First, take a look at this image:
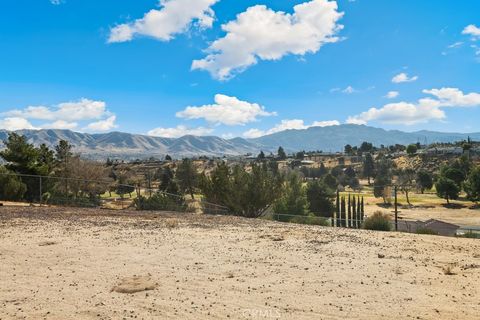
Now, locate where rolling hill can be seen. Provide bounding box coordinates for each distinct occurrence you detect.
[0,125,478,159]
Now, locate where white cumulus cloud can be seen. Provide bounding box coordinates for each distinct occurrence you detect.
[462,24,480,39]
[147,125,213,138]
[5,98,109,122]
[1,98,117,132]
[192,0,344,80]
[385,91,399,99]
[347,87,480,125]
[176,94,276,126]
[108,0,218,43]
[243,119,339,138]
[84,116,118,132]
[0,117,37,131]
[392,72,418,83]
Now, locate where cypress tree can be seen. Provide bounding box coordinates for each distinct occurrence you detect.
[341,196,346,227]
[361,197,365,223]
[347,194,351,228]
[335,191,340,227]
[352,196,357,229]
[357,196,361,228]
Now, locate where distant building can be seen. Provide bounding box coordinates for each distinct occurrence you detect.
[397,219,460,237]
[422,219,460,237]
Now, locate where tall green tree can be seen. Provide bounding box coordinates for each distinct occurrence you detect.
[158,167,174,192]
[373,158,392,204]
[344,144,353,155]
[416,170,433,194]
[274,172,307,216]
[435,176,460,204]
[464,166,480,203]
[439,165,465,190]
[306,180,335,218]
[54,140,73,195]
[277,146,287,160]
[176,159,198,199]
[200,162,282,217]
[0,166,27,200]
[363,153,375,185]
[397,168,415,205]
[0,133,53,200]
[257,151,266,160]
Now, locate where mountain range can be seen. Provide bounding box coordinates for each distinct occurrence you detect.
[0,125,478,160]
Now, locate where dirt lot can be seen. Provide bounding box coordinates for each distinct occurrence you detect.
[1,207,479,320]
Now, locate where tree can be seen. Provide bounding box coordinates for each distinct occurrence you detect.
[295,151,305,160]
[0,166,27,200]
[116,171,135,198]
[406,144,418,155]
[373,158,392,204]
[0,133,53,200]
[273,172,307,216]
[363,153,375,185]
[464,166,480,203]
[440,166,465,189]
[435,176,460,204]
[397,169,415,205]
[257,151,266,160]
[306,180,335,217]
[318,163,328,177]
[176,159,198,199]
[55,140,73,195]
[323,173,337,190]
[200,162,282,218]
[359,142,373,154]
[277,146,287,160]
[416,170,433,193]
[158,167,174,192]
[165,154,172,161]
[344,144,353,155]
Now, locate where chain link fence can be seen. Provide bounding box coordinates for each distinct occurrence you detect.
[0,172,229,214]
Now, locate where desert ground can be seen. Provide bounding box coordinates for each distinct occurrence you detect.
[1,207,479,320]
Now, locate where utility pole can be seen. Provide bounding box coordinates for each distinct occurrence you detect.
[394,186,398,231]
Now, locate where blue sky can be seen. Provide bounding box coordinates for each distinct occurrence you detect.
[0,0,479,138]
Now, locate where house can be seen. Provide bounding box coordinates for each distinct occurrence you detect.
[396,220,424,233]
[421,219,460,237]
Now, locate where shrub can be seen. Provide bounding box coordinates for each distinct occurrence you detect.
[135,193,188,212]
[363,211,391,231]
[459,231,480,239]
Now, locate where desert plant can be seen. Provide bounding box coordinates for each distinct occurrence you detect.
[363,211,391,231]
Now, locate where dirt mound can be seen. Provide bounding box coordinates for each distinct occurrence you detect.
[111,276,157,294]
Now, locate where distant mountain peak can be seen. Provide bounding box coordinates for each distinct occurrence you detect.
[0,125,478,160]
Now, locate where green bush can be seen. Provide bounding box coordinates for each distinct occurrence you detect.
[45,193,101,207]
[135,193,188,212]
[459,231,480,239]
[362,211,391,231]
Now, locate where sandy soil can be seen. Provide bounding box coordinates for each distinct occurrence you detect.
[1,207,479,320]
